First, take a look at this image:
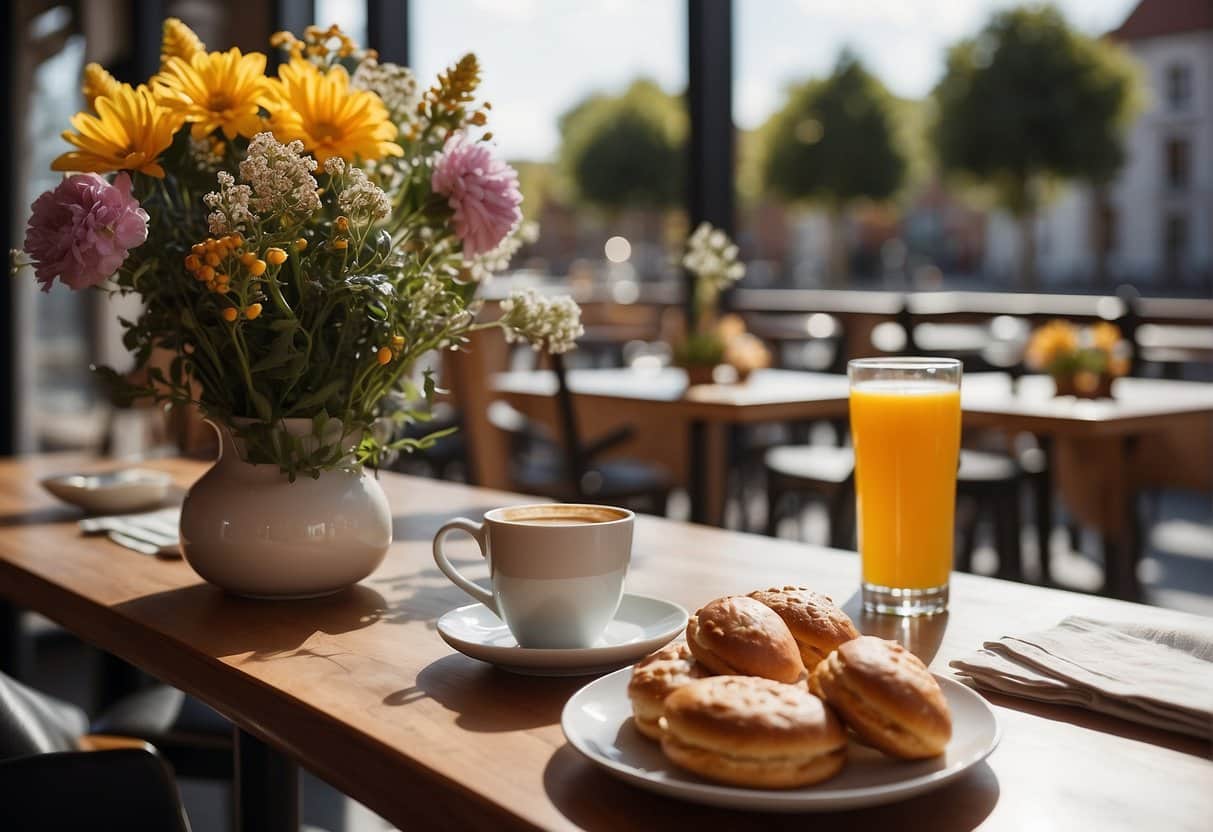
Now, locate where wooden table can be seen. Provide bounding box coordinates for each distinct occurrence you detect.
[0,456,1209,830]
[494,368,1213,598]
[494,368,854,525]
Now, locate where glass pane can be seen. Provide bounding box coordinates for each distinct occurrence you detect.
[20,31,105,451]
[412,1,687,294]
[316,0,367,47]
[734,0,1139,292]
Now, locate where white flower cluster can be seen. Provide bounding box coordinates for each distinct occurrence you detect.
[337,167,392,222]
[352,58,420,125]
[682,222,745,290]
[464,220,538,282]
[238,132,320,218]
[188,135,224,173]
[203,171,254,235]
[498,289,583,354]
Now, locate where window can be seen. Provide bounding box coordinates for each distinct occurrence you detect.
[1095,199,1117,254]
[1163,214,1188,277]
[412,1,688,288]
[1165,138,1190,190]
[1165,63,1191,111]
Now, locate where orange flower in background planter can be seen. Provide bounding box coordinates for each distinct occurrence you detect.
[1026,319,1130,399]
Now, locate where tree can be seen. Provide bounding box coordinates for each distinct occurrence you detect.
[758,51,906,286]
[933,6,1139,289]
[558,79,686,211]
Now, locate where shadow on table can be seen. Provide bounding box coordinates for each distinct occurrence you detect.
[841,592,950,664]
[391,505,511,541]
[112,582,387,662]
[979,690,1212,759]
[541,744,999,830]
[0,505,82,527]
[380,653,588,732]
[366,564,467,628]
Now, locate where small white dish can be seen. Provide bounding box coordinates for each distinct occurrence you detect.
[436,593,687,676]
[562,667,1000,812]
[41,468,173,515]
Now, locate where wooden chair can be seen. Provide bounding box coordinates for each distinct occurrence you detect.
[509,354,673,514]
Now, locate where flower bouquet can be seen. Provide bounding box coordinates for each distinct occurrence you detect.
[1025,319,1129,399]
[673,223,766,384]
[15,21,582,597]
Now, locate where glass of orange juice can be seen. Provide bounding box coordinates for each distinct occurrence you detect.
[849,357,962,616]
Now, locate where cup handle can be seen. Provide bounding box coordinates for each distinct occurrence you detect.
[433,518,498,615]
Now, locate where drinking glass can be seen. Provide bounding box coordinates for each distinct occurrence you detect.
[849,357,962,616]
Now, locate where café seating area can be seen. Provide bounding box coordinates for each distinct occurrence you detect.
[2,2,1211,831]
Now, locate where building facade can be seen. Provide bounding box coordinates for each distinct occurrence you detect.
[985,0,1213,291]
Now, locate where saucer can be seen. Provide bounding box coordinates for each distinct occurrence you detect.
[436,593,688,676]
[42,468,173,514]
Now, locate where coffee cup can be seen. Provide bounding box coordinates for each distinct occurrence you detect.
[432,503,633,649]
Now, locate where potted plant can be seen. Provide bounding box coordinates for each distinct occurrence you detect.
[674,223,766,385]
[15,21,582,598]
[1025,319,1129,399]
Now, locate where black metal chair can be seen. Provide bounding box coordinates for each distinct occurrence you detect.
[506,354,672,514]
[764,446,1026,580]
[0,669,193,831]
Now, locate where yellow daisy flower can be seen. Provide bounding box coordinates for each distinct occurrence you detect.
[269,58,402,164]
[81,63,121,111]
[154,48,277,140]
[52,84,182,178]
[161,17,206,66]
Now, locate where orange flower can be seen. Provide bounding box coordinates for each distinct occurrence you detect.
[53,85,182,178]
[1025,320,1079,370]
[81,63,121,111]
[1090,321,1121,353]
[154,48,277,140]
[268,58,401,163]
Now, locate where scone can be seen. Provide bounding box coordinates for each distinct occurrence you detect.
[747,586,860,670]
[660,675,847,788]
[627,642,707,740]
[686,596,806,683]
[809,636,951,759]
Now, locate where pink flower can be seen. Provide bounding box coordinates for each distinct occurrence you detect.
[23,172,149,292]
[431,133,522,257]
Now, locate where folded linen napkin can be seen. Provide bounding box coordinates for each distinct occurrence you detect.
[950,616,1213,740]
[80,507,182,558]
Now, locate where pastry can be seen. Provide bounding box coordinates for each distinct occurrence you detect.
[660,675,847,788]
[747,586,860,670]
[809,636,952,759]
[686,596,806,684]
[627,642,706,740]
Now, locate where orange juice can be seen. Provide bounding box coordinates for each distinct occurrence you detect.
[850,381,961,590]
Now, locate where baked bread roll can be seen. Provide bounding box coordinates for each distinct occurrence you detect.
[747,586,860,670]
[660,676,847,788]
[809,636,951,759]
[627,642,706,740]
[686,596,806,684]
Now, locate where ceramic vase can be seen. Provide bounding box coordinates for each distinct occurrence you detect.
[179,419,392,599]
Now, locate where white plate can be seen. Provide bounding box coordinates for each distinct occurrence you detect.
[41,469,173,514]
[562,667,1000,812]
[436,594,687,676]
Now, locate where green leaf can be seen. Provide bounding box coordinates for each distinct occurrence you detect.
[289,379,345,413]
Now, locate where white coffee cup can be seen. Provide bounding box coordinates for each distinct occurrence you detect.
[432,503,634,649]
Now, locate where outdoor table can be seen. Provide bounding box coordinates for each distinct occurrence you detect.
[0,455,1208,830]
[493,368,1213,599]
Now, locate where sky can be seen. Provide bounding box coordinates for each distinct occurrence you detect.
[322,0,1141,162]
